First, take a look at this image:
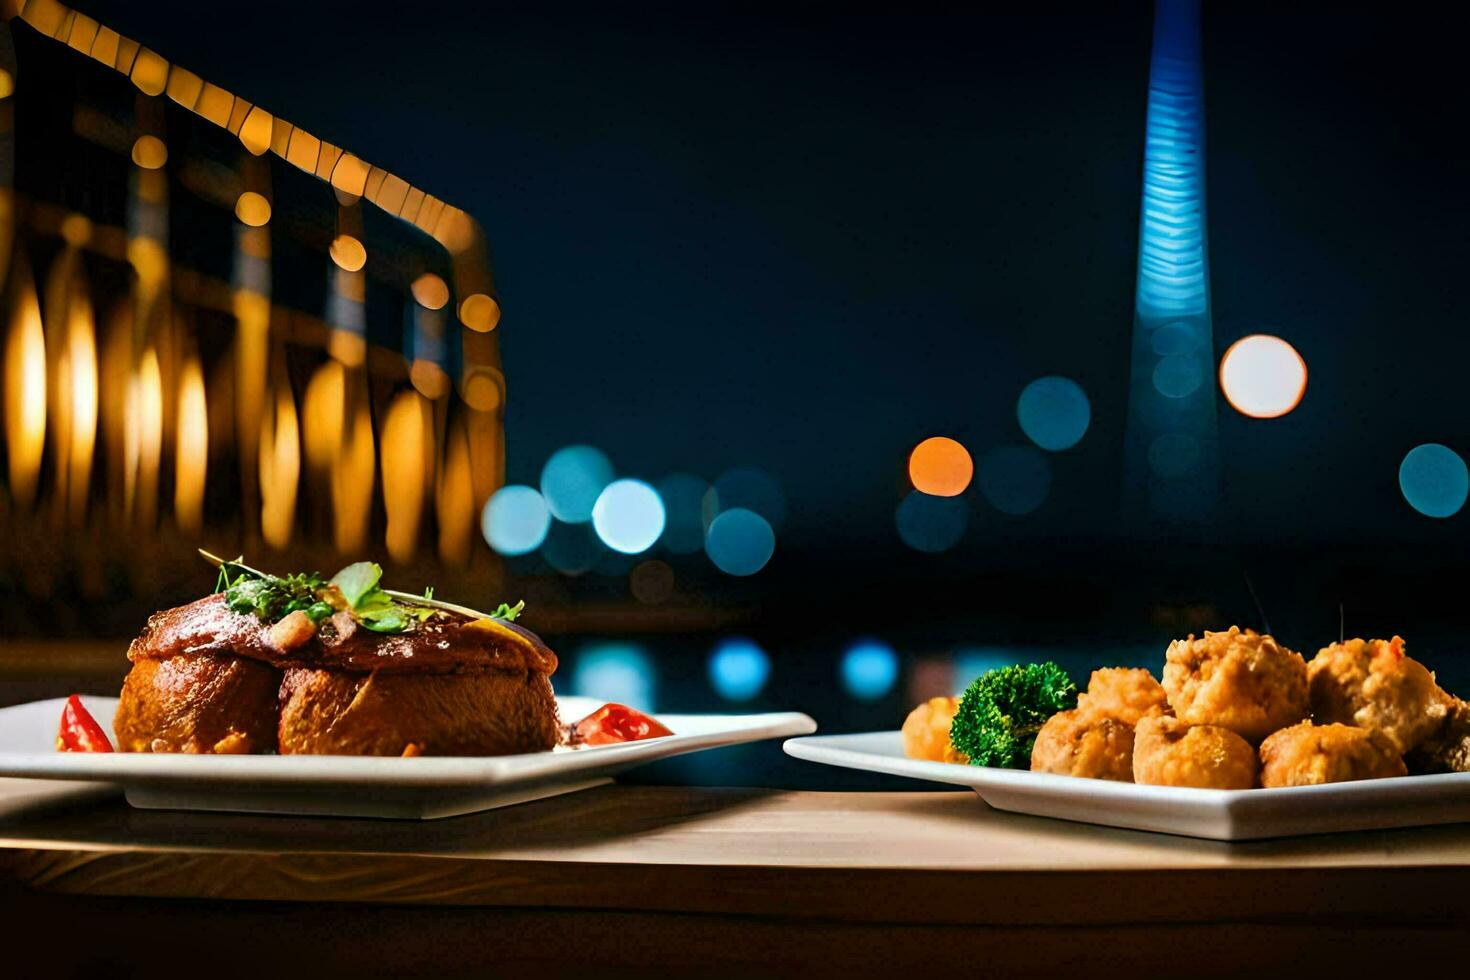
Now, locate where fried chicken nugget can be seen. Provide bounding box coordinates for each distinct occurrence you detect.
[1030,708,1135,781]
[1407,697,1470,774]
[1132,714,1258,789]
[901,696,965,763]
[1077,667,1168,726]
[1259,721,1406,787]
[1162,627,1309,743]
[1308,637,1450,754]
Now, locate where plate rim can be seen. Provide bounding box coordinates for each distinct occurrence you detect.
[783,729,1470,809]
[0,695,818,788]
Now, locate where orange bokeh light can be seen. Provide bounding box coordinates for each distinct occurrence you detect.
[908,436,973,497]
[329,234,367,272]
[458,292,501,333]
[410,272,450,311]
[130,135,167,170]
[234,191,271,227]
[462,371,502,412]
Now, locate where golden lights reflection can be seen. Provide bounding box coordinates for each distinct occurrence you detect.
[437,416,475,566]
[4,273,46,507]
[59,285,98,523]
[259,379,300,550]
[381,391,431,563]
[302,360,345,475]
[126,237,168,297]
[174,356,208,534]
[333,394,375,554]
[232,287,270,509]
[99,303,132,521]
[125,347,163,528]
[5,0,507,569]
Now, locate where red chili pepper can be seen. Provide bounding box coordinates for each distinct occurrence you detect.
[56,694,113,752]
[573,703,674,746]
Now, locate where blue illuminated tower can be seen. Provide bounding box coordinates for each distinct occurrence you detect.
[1123,0,1220,524]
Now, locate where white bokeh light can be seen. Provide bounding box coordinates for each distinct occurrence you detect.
[591,479,666,554]
[1219,334,1307,419]
[481,485,552,556]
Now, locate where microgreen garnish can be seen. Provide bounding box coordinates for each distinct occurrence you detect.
[218,558,329,623]
[490,600,524,623]
[201,551,526,636]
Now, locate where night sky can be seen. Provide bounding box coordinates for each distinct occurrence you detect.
[62,2,1470,641]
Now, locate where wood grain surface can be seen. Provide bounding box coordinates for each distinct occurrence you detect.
[4,784,1469,977]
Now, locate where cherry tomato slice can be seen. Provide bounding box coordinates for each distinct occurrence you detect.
[56,694,113,752]
[573,703,673,746]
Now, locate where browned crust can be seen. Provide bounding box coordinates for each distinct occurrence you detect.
[127,594,557,676]
[113,652,281,753]
[277,667,560,756]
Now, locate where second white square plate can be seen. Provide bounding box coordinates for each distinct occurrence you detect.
[785,730,1470,840]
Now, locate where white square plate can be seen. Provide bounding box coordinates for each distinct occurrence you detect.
[0,695,814,819]
[784,731,1470,841]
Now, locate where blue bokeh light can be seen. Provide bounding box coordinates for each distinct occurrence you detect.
[708,637,771,701]
[571,642,655,709]
[895,491,967,553]
[841,639,899,701]
[1016,376,1091,452]
[1151,321,1200,357]
[1152,354,1204,399]
[657,473,709,554]
[705,508,776,576]
[591,479,666,554]
[1147,432,1200,478]
[481,485,552,556]
[541,519,601,576]
[540,445,614,523]
[976,445,1052,516]
[709,467,787,528]
[1399,444,1469,518]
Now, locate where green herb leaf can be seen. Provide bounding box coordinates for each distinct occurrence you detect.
[330,562,383,609]
[491,600,524,622]
[358,607,408,633]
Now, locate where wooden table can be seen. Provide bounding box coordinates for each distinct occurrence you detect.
[3,783,1468,978]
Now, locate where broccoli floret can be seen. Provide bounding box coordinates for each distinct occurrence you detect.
[950,663,1077,768]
